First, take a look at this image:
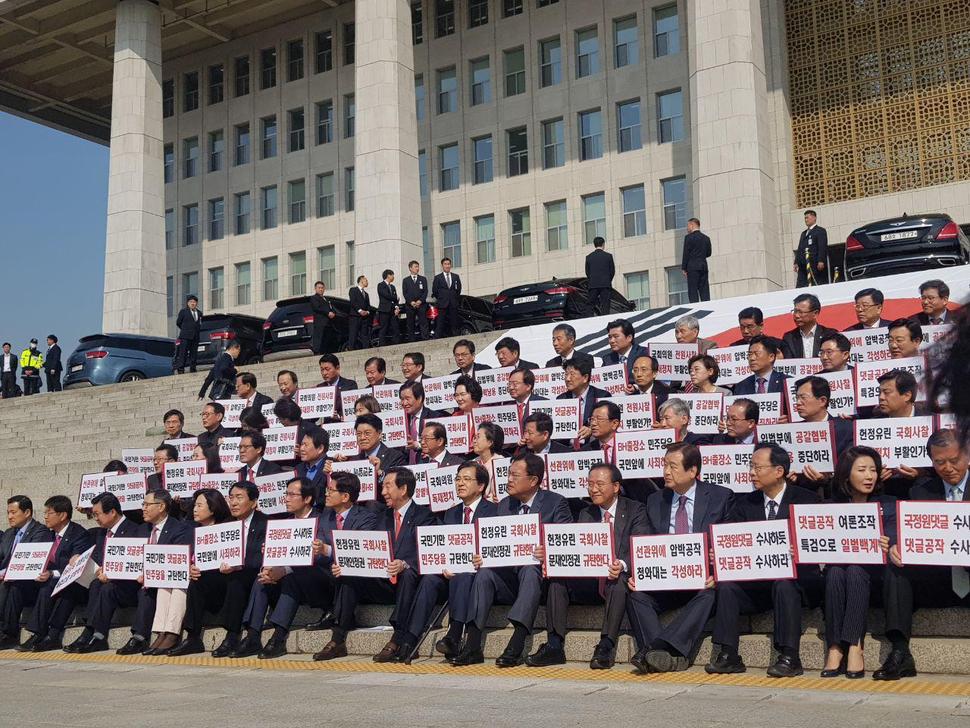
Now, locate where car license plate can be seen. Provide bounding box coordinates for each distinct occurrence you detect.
[881,230,919,242]
[197,344,208,352]
[276,329,298,338]
[514,295,539,304]
[70,364,83,373]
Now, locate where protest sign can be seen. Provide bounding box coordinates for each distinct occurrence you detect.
[422,374,459,411]
[532,367,567,399]
[164,437,199,461]
[427,465,460,512]
[329,460,378,501]
[791,503,885,565]
[219,437,243,472]
[193,521,245,571]
[101,537,147,580]
[787,369,857,421]
[528,400,581,440]
[590,364,628,395]
[601,394,655,431]
[254,472,292,515]
[476,366,514,405]
[163,460,207,497]
[297,385,337,419]
[676,392,724,434]
[772,358,821,379]
[700,445,754,493]
[544,451,604,498]
[331,530,393,577]
[648,342,698,383]
[542,523,613,577]
[724,393,784,425]
[51,545,98,595]
[378,411,408,449]
[855,356,925,407]
[489,456,511,501]
[755,421,835,474]
[897,501,970,567]
[103,473,147,510]
[403,462,437,505]
[416,524,477,575]
[427,415,472,452]
[2,543,53,582]
[630,533,708,591]
[709,346,750,386]
[321,422,358,458]
[215,398,247,429]
[710,521,796,581]
[121,448,154,476]
[476,514,541,568]
[262,518,318,567]
[78,472,118,509]
[198,472,241,498]
[472,404,522,443]
[844,327,891,364]
[855,417,934,468]
[614,429,676,478]
[264,426,299,461]
[143,544,191,588]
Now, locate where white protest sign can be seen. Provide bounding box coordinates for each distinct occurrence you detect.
[529,400,581,440]
[709,345,750,386]
[264,426,299,461]
[855,417,934,468]
[844,327,891,364]
[330,460,378,501]
[121,448,154,476]
[427,416,472,453]
[711,521,796,582]
[755,421,835,474]
[489,456,511,502]
[700,445,754,493]
[2,543,53,582]
[416,524,477,574]
[340,387,372,416]
[426,465,460,512]
[331,529,393,577]
[532,367,567,399]
[215,398,247,429]
[297,385,337,419]
[615,429,676,478]
[198,472,241,498]
[78,472,118,509]
[724,393,784,425]
[193,521,245,571]
[101,537,147,581]
[855,356,925,407]
[262,517,318,567]
[897,501,970,567]
[772,358,821,379]
[648,342,698,383]
[254,472,292,515]
[219,437,243,472]
[321,422,358,457]
[630,533,708,591]
[919,323,954,349]
[476,514,541,568]
[403,462,437,505]
[378,411,408,448]
[372,383,404,411]
[262,403,281,428]
[591,364,628,395]
[602,394,655,432]
[791,503,885,565]
[787,369,857,421]
[422,374,459,411]
[163,460,207,497]
[51,545,98,595]
[472,404,522,443]
[103,473,147,510]
[164,437,199,461]
[476,366,514,405]
[937,412,957,431]
[544,451,604,498]
[542,523,613,577]
[143,544,191,588]
[676,392,724,434]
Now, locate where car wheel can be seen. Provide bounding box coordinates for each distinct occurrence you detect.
[119,371,145,383]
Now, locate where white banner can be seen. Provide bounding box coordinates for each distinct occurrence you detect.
[709,345,750,386]
[528,400,581,440]
[615,429,676,478]
[791,503,885,565]
[198,472,240,498]
[262,517,318,567]
[262,403,280,428]
[422,374,459,411]
[773,357,822,380]
[897,501,970,567]
[215,398,247,429]
[321,422,358,458]
[427,415,472,453]
[542,523,613,577]
[329,460,378,502]
[724,392,784,425]
[78,472,118,509]
[103,473,147,510]
[544,451,604,498]
[297,386,337,419]
[590,364,628,395]
[332,530,393,578]
[403,462,437,505]
[532,367,567,399]
[2,543,53,582]
[855,356,925,408]
[476,366,515,405]
[700,445,755,493]
[490,456,511,501]
[472,404,522,443]
[254,472,292,515]
[844,327,891,364]
[855,417,935,468]
[787,369,857,421]
[143,544,191,588]
[51,545,98,595]
[121,448,155,476]
[194,521,245,571]
[648,342,698,383]
[602,394,655,432]
[416,524,477,574]
[630,533,708,591]
[476,514,542,568]
[219,437,243,472]
[163,460,207,497]
[427,465,460,512]
[376,411,407,449]
[102,537,147,581]
[164,437,199,461]
[264,426,299,461]
[755,421,835,474]
[711,521,796,582]
[676,392,724,434]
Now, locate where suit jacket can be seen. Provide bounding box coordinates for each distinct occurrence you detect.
[511,358,539,371]
[242,511,269,570]
[237,459,284,483]
[383,501,438,568]
[557,385,611,427]
[682,431,713,447]
[781,325,839,359]
[443,497,498,525]
[914,310,951,326]
[0,352,18,376]
[733,370,788,396]
[197,425,231,451]
[681,230,712,272]
[404,407,446,454]
[584,248,615,288]
[0,519,51,570]
[578,496,647,567]
[48,521,93,576]
[645,481,733,536]
[795,225,828,268]
[496,488,572,525]
[310,293,335,328]
[92,517,149,566]
[421,451,466,467]
[176,307,203,340]
[451,362,492,377]
[829,415,854,457]
[730,483,820,523]
[402,274,429,306]
[296,457,330,500]
[377,281,400,313]
[355,444,406,474]
[432,272,462,309]
[45,344,63,373]
[633,380,671,409]
[348,286,371,315]
[546,351,595,369]
[246,391,274,413]
[603,343,649,383]
[318,375,359,420]
[199,351,237,399]
[315,504,379,566]
[147,472,164,490]
[154,516,193,546]
[911,474,970,501]
[843,319,892,332]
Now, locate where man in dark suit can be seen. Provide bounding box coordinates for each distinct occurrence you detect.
[401,352,427,384]
[364,357,399,387]
[197,401,231,450]
[794,209,829,286]
[173,294,203,374]
[400,381,445,465]
[452,339,491,379]
[494,336,538,370]
[318,353,359,422]
[631,354,671,407]
[681,218,712,302]
[658,398,712,447]
[198,340,239,400]
[147,444,177,491]
[376,269,401,347]
[315,468,437,662]
[731,307,764,347]
[819,333,853,373]
[843,288,891,331]
[627,443,733,672]
[0,342,18,399]
[602,319,648,386]
[236,432,284,483]
[44,335,62,393]
[585,236,615,315]
[520,412,570,456]
[310,280,337,354]
[170,482,267,657]
[296,428,331,508]
[733,335,789,395]
[546,323,595,369]
[64,493,151,654]
[0,496,48,643]
[791,376,854,497]
[713,399,758,445]
[452,454,572,667]
[402,260,430,342]
[706,443,822,677]
[584,401,658,504]
[557,357,610,449]
[781,293,838,360]
[354,413,406,482]
[432,257,461,339]
[235,372,274,413]
[508,370,547,437]
[347,275,371,351]
[914,279,951,325]
[877,429,970,680]
[420,421,466,466]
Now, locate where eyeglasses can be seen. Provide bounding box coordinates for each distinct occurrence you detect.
[749,464,777,472]
[791,307,817,316]
[727,416,753,423]
[455,475,478,483]
[284,491,304,498]
[142,501,162,508]
[854,303,878,311]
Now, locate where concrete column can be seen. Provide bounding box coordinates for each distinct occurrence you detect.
[353,0,422,282]
[687,0,784,297]
[102,0,167,336]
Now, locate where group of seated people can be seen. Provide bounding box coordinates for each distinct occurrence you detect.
[0,277,963,683]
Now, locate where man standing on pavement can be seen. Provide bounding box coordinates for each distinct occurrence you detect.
[1,343,17,398]
[794,210,829,286]
[348,275,371,351]
[432,258,462,339]
[402,260,430,342]
[310,280,337,355]
[377,269,401,347]
[681,218,712,303]
[19,339,42,396]
[173,295,202,374]
[44,335,62,393]
[585,236,615,316]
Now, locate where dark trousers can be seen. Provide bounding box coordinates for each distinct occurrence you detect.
[712,573,820,653]
[45,370,62,392]
[796,263,829,287]
[173,337,199,372]
[1,580,41,635]
[590,287,612,315]
[1,372,15,398]
[270,567,336,630]
[26,580,87,637]
[311,322,331,355]
[333,572,414,642]
[406,304,429,341]
[406,572,476,640]
[627,587,715,657]
[824,565,873,647]
[347,315,369,350]
[435,305,460,339]
[686,269,710,302]
[468,564,543,633]
[22,375,40,396]
[242,580,281,630]
[883,564,970,643]
[377,311,399,347]
[548,577,627,643]
[85,579,150,638]
[185,567,257,635]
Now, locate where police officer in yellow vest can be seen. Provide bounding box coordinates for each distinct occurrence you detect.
[20,339,43,396]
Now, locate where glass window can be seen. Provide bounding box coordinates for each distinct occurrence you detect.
[503,47,525,96]
[234,123,250,165]
[208,129,224,172]
[475,214,495,263]
[263,257,279,301]
[234,56,249,97]
[657,89,684,143]
[621,184,647,237]
[617,99,642,152]
[509,207,531,257]
[437,67,457,114]
[261,116,277,158]
[183,204,199,246]
[316,100,333,144]
[578,109,603,161]
[503,0,523,17]
[442,221,462,267]
[344,94,355,138]
[613,16,639,68]
[539,37,561,87]
[208,64,224,105]
[182,272,198,303]
[545,200,567,251]
[260,47,277,89]
[542,118,564,169]
[163,143,174,183]
[317,245,336,289]
[666,266,688,306]
[183,137,199,178]
[209,267,225,310]
[316,172,335,217]
[436,0,455,37]
[261,185,278,229]
[626,271,650,310]
[208,197,225,240]
[415,75,426,122]
[422,226,434,274]
[345,167,355,211]
[287,39,304,82]
[575,27,599,78]
[167,276,174,317]
[654,5,680,57]
[419,149,429,197]
[347,241,355,285]
[469,0,488,28]
[412,2,423,44]
[315,30,333,73]
[235,262,251,305]
[537,0,559,6]
[662,176,688,230]
[470,57,491,105]
[289,251,307,295]
[288,179,306,224]
[472,136,493,184]
[439,143,459,191]
[343,23,355,65]
[165,209,174,249]
[582,192,606,245]
[234,192,251,235]
[507,126,528,176]
[162,79,174,117]
[288,108,305,152]
[183,71,199,112]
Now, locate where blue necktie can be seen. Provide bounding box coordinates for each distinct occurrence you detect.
[13,528,24,548]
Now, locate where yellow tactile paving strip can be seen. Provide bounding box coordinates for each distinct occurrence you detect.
[0,650,968,696]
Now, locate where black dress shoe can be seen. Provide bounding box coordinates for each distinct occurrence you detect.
[75,637,110,654]
[450,642,484,666]
[232,636,263,659]
[435,635,460,660]
[589,641,615,670]
[305,612,337,631]
[313,640,347,661]
[167,638,206,657]
[873,649,916,681]
[31,636,63,653]
[392,643,415,664]
[116,637,147,656]
[820,657,846,678]
[495,646,524,668]
[525,642,566,667]
[64,631,93,654]
[258,637,288,660]
[766,654,803,678]
[645,649,689,673]
[212,634,240,658]
[630,647,649,673]
[705,650,746,674]
[846,669,865,679]
[15,634,40,652]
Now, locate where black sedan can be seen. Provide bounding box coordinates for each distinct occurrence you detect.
[492,277,635,329]
[261,295,371,360]
[844,213,970,281]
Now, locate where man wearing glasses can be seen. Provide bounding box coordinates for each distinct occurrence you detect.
[843,288,890,331]
[731,307,764,346]
[714,399,759,445]
[818,333,852,373]
[780,293,838,360]
[237,432,283,482]
[197,401,232,450]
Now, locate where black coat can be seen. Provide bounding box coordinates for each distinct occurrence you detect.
[432,272,462,309]
[546,351,595,369]
[577,496,647,568]
[315,505,380,566]
[243,511,269,570]
[584,248,615,288]
[310,293,335,328]
[842,319,892,332]
[237,459,284,482]
[198,351,237,399]
[557,385,611,428]
[197,424,231,451]
[730,482,820,523]
[377,281,399,313]
[681,230,712,272]
[733,370,788,395]
[45,344,63,374]
[451,362,492,377]
[913,311,952,326]
[645,481,733,535]
[48,521,94,575]
[349,286,371,315]
[780,325,839,359]
[176,307,203,340]
[441,498,498,525]
[496,488,572,524]
[911,474,970,501]
[92,517,149,566]
[1,352,18,376]
[382,502,438,568]
[795,225,828,269]
[402,274,429,305]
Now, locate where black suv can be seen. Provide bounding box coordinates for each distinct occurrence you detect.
[492,277,635,329]
[261,296,373,360]
[399,294,494,339]
[844,213,970,281]
[195,313,265,368]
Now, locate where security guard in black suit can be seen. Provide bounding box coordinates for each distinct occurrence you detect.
[681,218,712,302]
[310,280,337,354]
[402,260,430,342]
[173,295,203,373]
[794,210,829,286]
[584,236,615,315]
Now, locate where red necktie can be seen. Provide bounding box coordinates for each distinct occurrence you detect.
[464,506,472,524]
[336,513,344,530]
[756,377,766,394]
[603,442,612,465]
[598,512,613,599]
[517,402,525,425]
[45,535,62,570]
[150,526,160,545]
[394,510,403,538]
